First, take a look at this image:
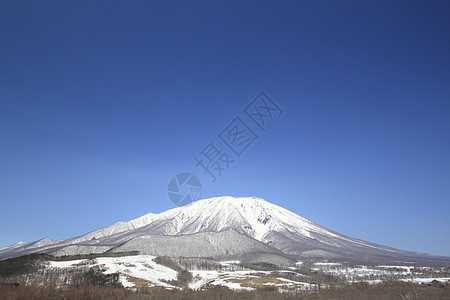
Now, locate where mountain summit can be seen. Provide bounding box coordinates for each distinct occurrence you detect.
[1,196,448,263]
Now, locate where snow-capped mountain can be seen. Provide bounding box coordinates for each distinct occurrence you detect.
[0,196,448,263]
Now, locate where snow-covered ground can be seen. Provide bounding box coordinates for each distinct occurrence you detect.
[46,256,450,291]
[403,277,450,284]
[311,262,450,284]
[47,255,314,291]
[188,269,314,291]
[314,262,342,266]
[48,255,177,288]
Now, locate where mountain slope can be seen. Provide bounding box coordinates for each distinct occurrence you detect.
[0,196,448,263]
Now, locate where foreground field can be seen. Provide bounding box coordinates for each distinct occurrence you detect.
[1,253,450,299]
[0,281,449,300]
[25,255,449,291]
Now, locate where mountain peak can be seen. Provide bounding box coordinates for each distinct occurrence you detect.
[186,196,267,206]
[1,196,448,263]
[151,195,312,241]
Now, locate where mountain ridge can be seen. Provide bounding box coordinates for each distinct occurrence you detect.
[1,196,449,264]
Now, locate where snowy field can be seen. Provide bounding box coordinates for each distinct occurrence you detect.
[48,255,177,288]
[47,255,315,291]
[310,261,450,284]
[46,256,450,291]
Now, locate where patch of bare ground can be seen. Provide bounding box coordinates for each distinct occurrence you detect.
[142,263,153,269]
[227,276,304,289]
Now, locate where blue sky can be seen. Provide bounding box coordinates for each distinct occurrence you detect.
[0,1,449,256]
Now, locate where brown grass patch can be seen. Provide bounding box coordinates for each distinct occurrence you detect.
[126,276,154,289]
[116,262,136,268]
[227,276,303,289]
[142,263,153,269]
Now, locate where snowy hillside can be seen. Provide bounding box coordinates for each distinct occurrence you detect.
[1,196,448,263]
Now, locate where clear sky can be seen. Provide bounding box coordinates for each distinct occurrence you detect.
[0,1,449,256]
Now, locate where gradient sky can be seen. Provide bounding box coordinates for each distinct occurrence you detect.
[1,1,449,256]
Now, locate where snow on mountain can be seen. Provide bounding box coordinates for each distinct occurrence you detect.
[135,196,321,240]
[1,196,449,263]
